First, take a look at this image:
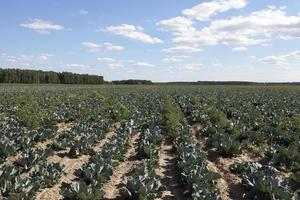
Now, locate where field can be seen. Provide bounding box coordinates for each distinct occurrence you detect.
[0,84,299,200]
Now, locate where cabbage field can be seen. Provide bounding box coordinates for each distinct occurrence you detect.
[0,85,299,200]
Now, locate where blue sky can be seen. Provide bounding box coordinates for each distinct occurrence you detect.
[0,0,300,82]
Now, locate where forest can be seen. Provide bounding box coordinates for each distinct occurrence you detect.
[0,68,104,84]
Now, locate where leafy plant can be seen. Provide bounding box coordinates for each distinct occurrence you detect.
[15,148,54,171]
[15,95,47,129]
[30,161,64,188]
[77,158,113,185]
[0,176,39,199]
[242,162,296,200]
[123,160,164,200]
[60,181,104,200]
[208,132,242,156]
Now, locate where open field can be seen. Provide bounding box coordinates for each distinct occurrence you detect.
[0,84,299,200]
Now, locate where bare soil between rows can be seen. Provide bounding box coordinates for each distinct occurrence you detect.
[155,138,185,200]
[102,132,141,199]
[35,131,116,200]
[191,124,263,200]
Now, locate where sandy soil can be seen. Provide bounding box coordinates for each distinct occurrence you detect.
[191,123,262,200]
[155,139,185,200]
[35,131,116,200]
[101,132,141,199]
[205,149,259,200]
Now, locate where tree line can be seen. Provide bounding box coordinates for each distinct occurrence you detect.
[112,79,152,84]
[0,68,104,84]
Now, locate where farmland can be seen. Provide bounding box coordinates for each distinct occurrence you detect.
[0,84,299,200]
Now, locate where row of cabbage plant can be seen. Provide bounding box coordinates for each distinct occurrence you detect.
[163,95,220,200]
[0,116,114,199]
[122,115,164,199]
[60,119,136,199]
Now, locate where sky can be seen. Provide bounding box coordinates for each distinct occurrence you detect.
[0,0,300,82]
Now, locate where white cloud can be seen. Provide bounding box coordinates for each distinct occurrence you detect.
[158,6,300,48]
[79,9,88,15]
[200,7,300,46]
[134,62,155,67]
[259,50,300,65]
[103,42,124,51]
[64,63,90,68]
[103,24,163,44]
[276,66,292,70]
[127,60,137,63]
[39,53,54,61]
[1,53,54,63]
[157,16,194,33]
[162,55,190,62]
[20,19,65,33]
[261,43,272,47]
[182,63,202,71]
[182,0,247,21]
[97,57,116,62]
[81,42,124,52]
[108,63,124,69]
[95,57,124,69]
[157,16,216,46]
[212,63,223,67]
[81,42,100,52]
[162,46,202,53]
[232,46,247,51]
[260,56,287,65]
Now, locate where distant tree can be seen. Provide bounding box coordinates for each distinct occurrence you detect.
[112,79,152,85]
[0,68,104,84]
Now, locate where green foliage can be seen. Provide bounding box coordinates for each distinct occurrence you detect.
[0,138,16,159]
[60,121,136,200]
[108,101,131,121]
[277,116,291,130]
[0,68,104,84]
[272,143,300,170]
[30,162,64,188]
[14,148,54,171]
[162,95,184,138]
[294,116,300,131]
[77,158,113,185]
[163,96,220,199]
[206,108,228,128]
[291,171,300,184]
[229,163,247,174]
[208,132,242,156]
[137,119,162,160]
[0,177,39,199]
[15,95,47,129]
[242,163,296,200]
[123,160,164,200]
[60,181,104,200]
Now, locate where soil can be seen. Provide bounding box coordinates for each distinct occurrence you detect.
[101,132,141,199]
[35,131,116,200]
[191,123,261,200]
[155,139,185,200]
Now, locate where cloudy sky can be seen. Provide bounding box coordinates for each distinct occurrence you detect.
[0,0,300,82]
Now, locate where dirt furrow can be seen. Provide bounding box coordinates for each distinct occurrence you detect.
[35,131,116,200]
[101,132,141,199]
[191,124,262,200]
[155,139,185,200]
